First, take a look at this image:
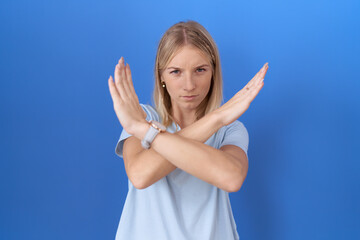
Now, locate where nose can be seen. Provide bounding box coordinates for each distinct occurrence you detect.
[183,72,196,91]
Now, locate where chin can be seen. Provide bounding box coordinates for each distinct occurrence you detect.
[181,101,201,110]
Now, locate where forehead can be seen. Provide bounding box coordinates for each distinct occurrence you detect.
[167,45,210,68]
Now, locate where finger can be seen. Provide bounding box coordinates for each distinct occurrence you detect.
[115,57,127,99]
[243,72,260,90]
[114,57,122,86]
[121,62,134,98]
[236,74,262,96]
[119,59,131,98]
[236,76,260,97]
[258,63,269,80]
[244,80,264,103]
[119,57,130,99]
[125,63,139,99]
[108,76,122,104]
[245,63,268,89]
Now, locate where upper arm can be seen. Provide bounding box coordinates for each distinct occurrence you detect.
[220,144,248,179]
[122,136,145,174]
[217,121,250,191]
[114,104,156,188]
[219,121,249,156]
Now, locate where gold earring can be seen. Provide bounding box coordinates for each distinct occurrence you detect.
[161,82,166,88]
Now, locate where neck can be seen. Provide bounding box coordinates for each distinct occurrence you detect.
[171,107,197,129]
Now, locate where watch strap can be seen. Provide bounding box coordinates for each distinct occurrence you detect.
[141,122,163,149]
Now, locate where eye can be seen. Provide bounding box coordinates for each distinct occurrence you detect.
[170,70,180,74]
[196,68,206,72]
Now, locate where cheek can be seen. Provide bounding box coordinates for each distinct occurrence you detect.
[199,76,212,94]
[164,79,181,96]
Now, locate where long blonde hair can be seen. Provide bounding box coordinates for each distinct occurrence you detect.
[153,20,223,127]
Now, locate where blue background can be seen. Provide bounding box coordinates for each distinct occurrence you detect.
[1,0,359,239]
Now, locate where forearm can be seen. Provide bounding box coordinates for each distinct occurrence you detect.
[128,111,245,192]
[150,130,243,192]
[126,111,223,189]
[177,111,222,141]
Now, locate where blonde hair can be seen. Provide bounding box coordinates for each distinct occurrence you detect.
[153,20,223,127]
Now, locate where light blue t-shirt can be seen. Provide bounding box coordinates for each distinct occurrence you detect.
[114,104,249,240]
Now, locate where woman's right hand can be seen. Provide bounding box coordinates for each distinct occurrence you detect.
[213,63,269,126]
[108,57,148,138]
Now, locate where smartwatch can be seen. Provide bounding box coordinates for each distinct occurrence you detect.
[141,120,166,149]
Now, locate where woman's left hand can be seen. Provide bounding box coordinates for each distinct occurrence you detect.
[108,57,147,136]
[213,62,269,126]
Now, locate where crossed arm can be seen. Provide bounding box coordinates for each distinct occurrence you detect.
[108,57,268,192]
[122,110,247,192]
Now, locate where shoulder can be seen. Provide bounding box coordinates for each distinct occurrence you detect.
[139,103,160,122]
[225,120,248,135]
[217,120,249,156]
[217,120,248,136]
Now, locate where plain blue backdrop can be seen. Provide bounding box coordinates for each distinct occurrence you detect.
[1,0,359,239]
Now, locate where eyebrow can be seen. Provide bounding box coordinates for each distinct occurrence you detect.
[166,64,210,70]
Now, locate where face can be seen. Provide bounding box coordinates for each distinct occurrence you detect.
[161,45,213,113]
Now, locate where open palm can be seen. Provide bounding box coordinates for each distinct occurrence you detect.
[215,63,269,126]
[108,57,147,136]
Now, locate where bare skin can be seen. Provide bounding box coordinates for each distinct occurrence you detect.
[161,46,213,127]
[108,47,269,192]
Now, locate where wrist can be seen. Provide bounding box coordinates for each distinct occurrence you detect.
[209,109,225,128]
[131,121,150,140]
[140,120,167,149]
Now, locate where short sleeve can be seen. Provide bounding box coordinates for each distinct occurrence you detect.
[219,120,249,157]
[114,104,159,158]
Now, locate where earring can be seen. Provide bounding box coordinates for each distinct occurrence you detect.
[161,82,166,88]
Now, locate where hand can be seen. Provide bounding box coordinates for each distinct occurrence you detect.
[214,62,269,126]
[108,57,147,137]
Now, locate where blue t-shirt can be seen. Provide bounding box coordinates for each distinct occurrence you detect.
[114,104,249,240]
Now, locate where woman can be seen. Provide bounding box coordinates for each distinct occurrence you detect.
[108,20,269,240]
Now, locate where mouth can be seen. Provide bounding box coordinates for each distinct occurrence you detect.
[181,95,198,101]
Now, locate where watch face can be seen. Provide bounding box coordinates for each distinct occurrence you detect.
[151,121,166,131]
